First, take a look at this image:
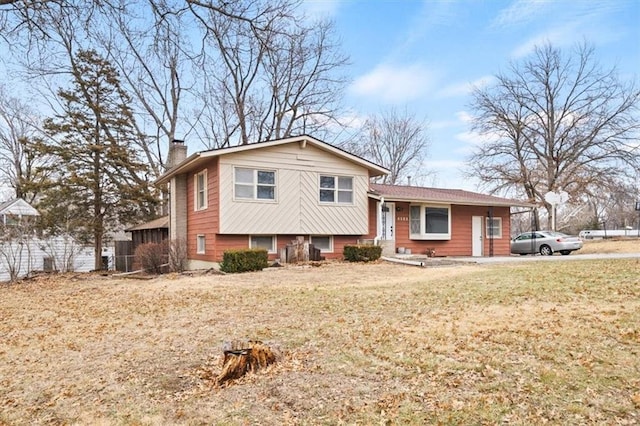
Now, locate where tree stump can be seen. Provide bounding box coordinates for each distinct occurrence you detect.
[216,340,276,386]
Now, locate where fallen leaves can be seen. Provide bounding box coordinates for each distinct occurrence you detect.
[1,260,639,424]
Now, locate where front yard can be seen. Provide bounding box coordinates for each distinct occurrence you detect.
[1,256,639,425]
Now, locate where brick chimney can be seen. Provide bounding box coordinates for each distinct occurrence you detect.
[167,139,187,170]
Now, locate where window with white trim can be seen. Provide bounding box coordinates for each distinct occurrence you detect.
[194,170,207,210]
[196,234,206,254]
[234,167,276,201]
[310,235,333,253]
[486,217,502,238]
[409,204,451,240]
[319,175,353,204]
[250,235,276,253]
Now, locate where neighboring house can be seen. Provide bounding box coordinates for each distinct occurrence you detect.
[157,135,532,269]
[0,198,94,282]
[0,198,40,226]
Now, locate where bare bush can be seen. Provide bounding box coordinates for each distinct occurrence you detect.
[133,242,167,274]
[168,238,187,272]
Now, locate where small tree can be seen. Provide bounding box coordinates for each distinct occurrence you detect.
[36,49,158,270]
[38,234,86,273]
[0,220,36,283]
[168,238,187,273]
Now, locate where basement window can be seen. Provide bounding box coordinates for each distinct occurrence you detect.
[250,235,276,253]
[310,235,333,253]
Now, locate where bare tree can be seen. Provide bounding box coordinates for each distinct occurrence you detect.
[0,86,52,203]
[579,180,639,231]
[468,43,640,229]
[354,107,431,185]
[194,1,348,147]
[95,3,204,177]
[2,0,349,151]
[258,18,348,142]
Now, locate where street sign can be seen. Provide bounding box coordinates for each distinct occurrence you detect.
[636,201,640,211]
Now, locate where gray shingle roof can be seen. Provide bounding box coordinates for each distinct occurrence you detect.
[369,183,533,208]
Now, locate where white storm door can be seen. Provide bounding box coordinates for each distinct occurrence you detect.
[378,202,395,241]
[472,216,483,256]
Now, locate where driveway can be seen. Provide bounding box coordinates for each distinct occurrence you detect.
[452,252,640,264]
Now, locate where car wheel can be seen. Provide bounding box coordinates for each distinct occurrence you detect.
[560,250,571,255]
[539,245,553,256]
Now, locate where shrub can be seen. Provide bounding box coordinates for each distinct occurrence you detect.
[168,238,187,272]
[343,244,382,262]
[134,242,167,274]
[220,249,268,273]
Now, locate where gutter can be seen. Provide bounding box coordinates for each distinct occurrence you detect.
[381,256,425,267]
[373,197,384,246]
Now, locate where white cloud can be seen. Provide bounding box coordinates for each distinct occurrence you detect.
[511,25,577,58]
[436,75,496,98]
[336,109,367,130]
[510,2,627,59]
[422,159,465,171]
[349,63,439,103]
[455,111,474,124]
[491,0,549,29]
[302,0,342,19]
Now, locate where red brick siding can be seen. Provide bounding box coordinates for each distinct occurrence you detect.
[208,234,363,262]
[364,198,378,239]
[368,200,512,256]
[186,158,220,263]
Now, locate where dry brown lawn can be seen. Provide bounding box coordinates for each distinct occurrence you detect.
[579,237,640,254]
[1,240,639,425]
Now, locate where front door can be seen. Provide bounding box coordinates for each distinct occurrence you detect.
[378,202,396,256]
[472,216,483,257]
[378,202,395,240]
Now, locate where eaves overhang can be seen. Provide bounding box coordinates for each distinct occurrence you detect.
[155,135,389,185]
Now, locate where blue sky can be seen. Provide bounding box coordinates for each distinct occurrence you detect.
[304,0,640,190]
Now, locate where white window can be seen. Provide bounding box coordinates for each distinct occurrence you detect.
[319,175,353,204]
[194,170,207,210]
[310,235,333,253]
[235,168,276,201]
[486,217,503,238]
[196,234,206,254]
[409,204,451,240]
[250,235,276,253]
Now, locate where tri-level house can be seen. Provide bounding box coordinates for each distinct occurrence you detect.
[156,135,531,269]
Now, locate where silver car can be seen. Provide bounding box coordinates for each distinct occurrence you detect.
[511,231,583,256]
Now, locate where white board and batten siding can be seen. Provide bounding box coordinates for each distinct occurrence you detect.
[219,143,369,235]
[0,236,94,282]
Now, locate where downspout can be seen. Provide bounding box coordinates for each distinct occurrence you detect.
[373,197,384,246]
